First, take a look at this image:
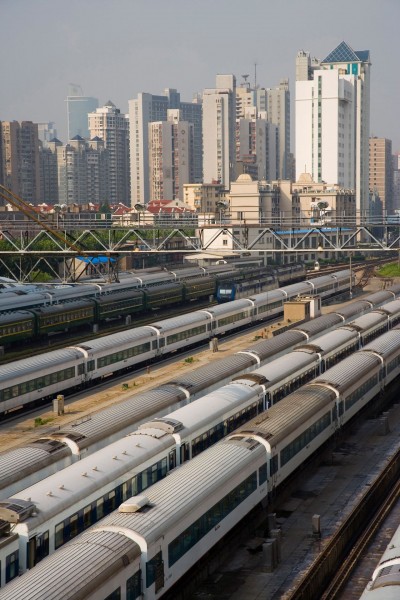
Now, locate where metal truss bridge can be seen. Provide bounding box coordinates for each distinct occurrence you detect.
[0,218,398,282]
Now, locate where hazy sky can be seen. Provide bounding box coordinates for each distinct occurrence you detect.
[2,0,399,150]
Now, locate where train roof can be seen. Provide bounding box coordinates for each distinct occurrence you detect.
[0,442,70,493]
[294,313,343,336]
[93,438,264,545]
[362,328,400,359]
[53,384,187,444]
[151,311,210,331]
[296,328,358,354]
[313,352,381,391]
[234,350,316,385]
[74,325,157,352]
[232,385,336,447]
[164,353,255,394]
[0,529,140,600]
[375,298,400,316]
[30,301,94,315]
[364,290,397,305]
[343,311,388,332]
[334,300,373,319]
[139,383,259,436]
[246,288,286,303]
[243,330,306,358]
[0,348,85,382]
[93,289,145,304]
[0,310,35,323]
[199,299,253,316]
[4,432,175,529]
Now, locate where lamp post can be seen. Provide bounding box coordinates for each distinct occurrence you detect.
[216,200,228,227]
[349,252,353,299]
[134,203,145,227]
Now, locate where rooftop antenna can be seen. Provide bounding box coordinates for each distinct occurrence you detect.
[254,62,258,90]
[241,74,250,89]
[68,83,83,97]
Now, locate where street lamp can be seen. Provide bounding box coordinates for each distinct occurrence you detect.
[349,252,353,299]
[134,203,145,227]
[216,200,228,227]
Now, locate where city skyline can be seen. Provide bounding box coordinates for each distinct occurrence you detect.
[2,0,399,149]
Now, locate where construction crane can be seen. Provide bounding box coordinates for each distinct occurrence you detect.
[0,183,84,253]
[0,184,121,282]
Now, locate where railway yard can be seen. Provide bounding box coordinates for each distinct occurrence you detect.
[1,266,400,599]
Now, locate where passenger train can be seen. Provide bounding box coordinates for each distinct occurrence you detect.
[0,287,399,504]
[2,327,400,599]
[0,270,352,418]
[2,309,400,586]
[0,264,307,347]
[360,522,400,599]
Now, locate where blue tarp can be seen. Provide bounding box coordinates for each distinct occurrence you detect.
[77,256,116,264]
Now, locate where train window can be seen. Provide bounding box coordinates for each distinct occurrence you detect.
[146,551,163,589]
[122,481,131,502]
[280,411,331,467]
[83,505,92,529]
[168,472,257,568]
[259,463,268,485]
[96,497,105,520]
[69,513,79,539]
[104,589,121,600]
[55,522,64,549]
[131,476,138,496]
[127,571,142,600]
[107,491,117,512]
[270,455,278,475]
[168,450,176,470]
[5,551,19,584]
[87,360,95,372]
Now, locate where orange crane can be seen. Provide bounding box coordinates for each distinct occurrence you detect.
[0,183,83,253]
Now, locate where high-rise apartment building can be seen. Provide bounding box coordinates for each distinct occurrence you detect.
[266,80,290,180]
[86,137,109,205]
[295,50,320,82]
[66,87,98,140]
[236,78,290,180]
[369,137,393,214]
[149,110,194,201]
[236,108,277,181]
[37,122,58,147]
[57,136,88,206]
[295,41,371,215]
[393,153,400,213]
[88,101,130,205]
[129,89,202,206]
[39,137,62,204]
[0,121,40,204]
[203,74,236,188]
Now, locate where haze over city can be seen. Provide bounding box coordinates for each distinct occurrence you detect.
[2,0,399,150]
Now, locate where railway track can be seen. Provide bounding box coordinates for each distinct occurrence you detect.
[286,409,400,600]
[0,298,216,365]
[0,258,393,365]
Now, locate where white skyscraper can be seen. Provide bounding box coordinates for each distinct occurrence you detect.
[149,110,194,201]
[88,101,130,205]
[203,74,236,187]
[295,41,371,215]
[236,108,277,181]
[266,79,290,180]
[66,85,98,140]
[129,89,202,206]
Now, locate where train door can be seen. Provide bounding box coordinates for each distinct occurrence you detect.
[27,531,49,569]
[146,551,164,593]
[180,443,190,464]
[169,449,176,470]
